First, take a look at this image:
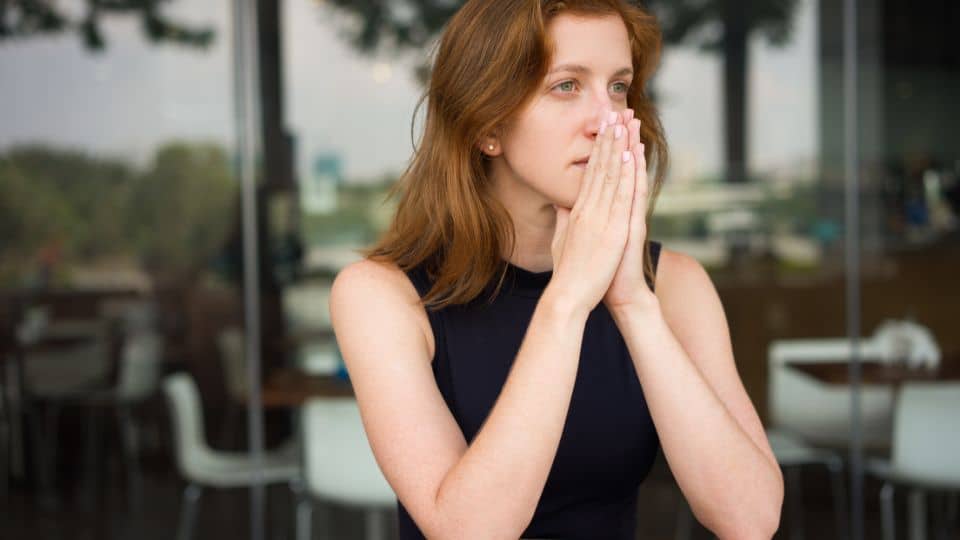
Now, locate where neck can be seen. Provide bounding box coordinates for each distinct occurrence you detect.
[490,162,556,274]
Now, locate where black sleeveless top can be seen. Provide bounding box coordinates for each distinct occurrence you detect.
[398,241,662,539]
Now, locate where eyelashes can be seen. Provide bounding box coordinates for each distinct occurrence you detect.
[551,79,631,96]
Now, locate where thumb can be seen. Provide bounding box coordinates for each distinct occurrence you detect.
[551,204,570,263]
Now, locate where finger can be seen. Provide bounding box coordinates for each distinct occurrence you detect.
[623,109,635,150]
[582,110,620,212]
[574,112,611,214]
[628,118,642,163]
[611,143,635,229]
[596,113,629,215]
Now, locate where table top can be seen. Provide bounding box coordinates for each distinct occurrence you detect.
[787,357,960,385]
[261,366,354,407]
[278,327,336,352]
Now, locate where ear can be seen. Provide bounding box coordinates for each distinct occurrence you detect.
[479,136,501,157]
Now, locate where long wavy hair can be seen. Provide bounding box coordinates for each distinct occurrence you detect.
[363,0,669,310]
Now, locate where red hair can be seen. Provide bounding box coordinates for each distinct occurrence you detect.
[364,0,668,309]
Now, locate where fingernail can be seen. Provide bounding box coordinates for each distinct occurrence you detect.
[626,109,634,121]
[622,150,631,163]
[614,125,624,139]
[607,111,618,124]
[599,120,608,135]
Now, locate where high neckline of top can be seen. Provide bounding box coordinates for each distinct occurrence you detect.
[502,260,553,297]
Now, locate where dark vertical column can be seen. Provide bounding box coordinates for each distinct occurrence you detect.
[723,3,749,183]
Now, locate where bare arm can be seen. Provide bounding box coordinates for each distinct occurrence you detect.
[610,250,783,540]
[330,261,589,539]
[433,283,587,538]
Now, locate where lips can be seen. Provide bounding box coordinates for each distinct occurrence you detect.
[572,157,589,167]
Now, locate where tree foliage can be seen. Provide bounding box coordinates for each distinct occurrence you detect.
[316,0,798,57]
[0,0,214,51]
[0,142,236,287]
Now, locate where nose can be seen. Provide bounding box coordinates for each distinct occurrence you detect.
[586,104,613,140]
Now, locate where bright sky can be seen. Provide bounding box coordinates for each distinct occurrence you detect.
[0,0,817,185]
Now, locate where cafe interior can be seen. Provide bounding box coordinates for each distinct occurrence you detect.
[1,0,958,539]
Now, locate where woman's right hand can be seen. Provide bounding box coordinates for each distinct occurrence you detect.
[548,109,638,316]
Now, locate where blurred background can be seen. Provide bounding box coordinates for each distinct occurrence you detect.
[1,0,958,539]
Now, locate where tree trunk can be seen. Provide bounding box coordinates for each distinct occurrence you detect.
[723,6,750,183]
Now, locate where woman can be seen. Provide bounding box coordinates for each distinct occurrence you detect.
[329,0,784,538]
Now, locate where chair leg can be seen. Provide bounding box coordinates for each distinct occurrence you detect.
[827,459,848,540]
[0,391,8,498]
[880,482,895,540]
[945,493,958,538]
[365,508,387,540]
[176,483,203,540]
[31,402,60,509]
[786,466,806,540]
[295,494,313,540]
[674,496,694,540]
[0,361,10,498]
[116,405,142,510]
[908,488,926,540]
[81,406,102,509]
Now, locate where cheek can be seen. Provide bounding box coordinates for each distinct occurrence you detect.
[501,111,581,204]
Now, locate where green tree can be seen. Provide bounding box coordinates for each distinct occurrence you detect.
[0,143,236,287]
[319,0,800,182]
[129,142,236,276]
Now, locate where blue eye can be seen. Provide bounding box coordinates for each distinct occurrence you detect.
[611,81,630,94]
[555,80,576,92]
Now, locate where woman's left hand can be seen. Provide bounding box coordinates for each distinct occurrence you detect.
[602,109,657,312]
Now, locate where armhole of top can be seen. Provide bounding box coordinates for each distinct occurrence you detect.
[403,265,442,364]
[647,240,662,292]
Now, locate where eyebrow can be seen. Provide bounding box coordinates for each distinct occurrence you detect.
[548,63,634,78]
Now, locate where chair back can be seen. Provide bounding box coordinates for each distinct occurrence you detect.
[892,383,960,484]
[300,398,396,506]
[768,337,894,448]
[116,330,164,402]
[162,373,212,476]
[217,327,248,402]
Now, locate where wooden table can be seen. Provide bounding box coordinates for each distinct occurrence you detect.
[787,356,960,385]
[788,355,960,540]
[260,367,353,408]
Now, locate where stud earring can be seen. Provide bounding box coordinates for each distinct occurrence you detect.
[488,144,495,151]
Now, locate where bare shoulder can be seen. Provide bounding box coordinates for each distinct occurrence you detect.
[329,258,435,361]
[654,248,715,302]
[653,247,727,331]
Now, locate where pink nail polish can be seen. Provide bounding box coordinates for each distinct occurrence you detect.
[614,125,624,139]
[622,151,631,163]
[607,111,618,124]
[599,120,607,135]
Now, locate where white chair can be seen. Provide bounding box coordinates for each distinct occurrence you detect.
[20,318,111,507]
[768,337,895,449]
[216,326,250,449]
[162,373,301,540]
[76,329,165,508]
[296,397,396,540]
[867,383,960,540]
[764,334,909,540]
[767,429,848,540]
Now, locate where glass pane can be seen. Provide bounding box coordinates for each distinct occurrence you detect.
[0,2,265,537]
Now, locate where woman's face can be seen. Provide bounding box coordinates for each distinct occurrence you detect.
[493,13,634,209]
